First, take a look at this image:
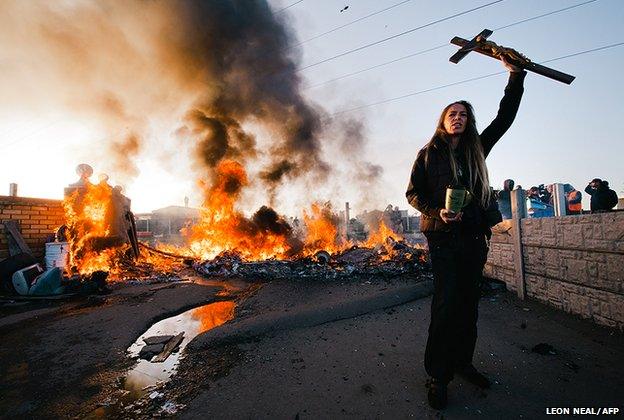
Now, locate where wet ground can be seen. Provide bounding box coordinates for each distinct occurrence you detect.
[0,272,251,418]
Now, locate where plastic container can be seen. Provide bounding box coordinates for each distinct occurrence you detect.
[45,241,70,270]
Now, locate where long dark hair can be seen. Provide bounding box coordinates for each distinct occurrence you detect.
[423,100,491,207]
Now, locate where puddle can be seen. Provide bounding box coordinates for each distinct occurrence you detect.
[123,300,235,398]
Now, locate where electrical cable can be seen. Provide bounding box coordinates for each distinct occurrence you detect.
[276,0,304,13]
[305,0,600,90]
[493,0,598,31]
[293,0,412,48]
[0,120,64,151]
[330,41,624,117]
[295,0,504,73]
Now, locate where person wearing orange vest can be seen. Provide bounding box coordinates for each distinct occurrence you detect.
[564,184,582,215]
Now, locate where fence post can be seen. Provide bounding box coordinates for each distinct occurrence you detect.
[553,183,566,217]
[511,189,527,299]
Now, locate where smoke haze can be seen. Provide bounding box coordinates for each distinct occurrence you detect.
[0,0,384,214]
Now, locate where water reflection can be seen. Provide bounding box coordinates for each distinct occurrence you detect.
[124,301,235,396]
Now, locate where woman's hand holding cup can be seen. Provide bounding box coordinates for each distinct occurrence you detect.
[440,208,463,223]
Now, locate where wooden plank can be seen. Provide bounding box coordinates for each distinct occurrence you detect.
[2,220,32,256]
[152,332,184,363]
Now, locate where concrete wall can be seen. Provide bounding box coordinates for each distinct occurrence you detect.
[485,212,624,329]
[0,196,65,260]
[483,220,517,291]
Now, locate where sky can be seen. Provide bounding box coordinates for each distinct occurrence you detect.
[1,0,622,214]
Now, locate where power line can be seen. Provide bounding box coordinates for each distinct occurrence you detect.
[276,0,304,14]
[296,0,504,73]
[293,0,412,48]
[493,0,598,31]
[304,44,449,90]
[305,0,600,90]
[540,41,623,63]
[331,42,624,117]
[0,119,64,151]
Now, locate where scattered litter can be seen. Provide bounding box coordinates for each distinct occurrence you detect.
[564,361,580,372]
[531,343,557,355]
[160,401,185,415]
[149,391,164,400]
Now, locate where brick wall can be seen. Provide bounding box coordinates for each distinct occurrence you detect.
[0,196,66,260]
[485,212,624,329]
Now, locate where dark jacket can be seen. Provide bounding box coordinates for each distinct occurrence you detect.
[406,71,526,236]
[585,183,618,211]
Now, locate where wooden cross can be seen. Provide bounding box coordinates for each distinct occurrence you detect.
[449,29,575,85]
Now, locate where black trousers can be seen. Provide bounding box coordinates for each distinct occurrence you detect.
[424,231,489,383]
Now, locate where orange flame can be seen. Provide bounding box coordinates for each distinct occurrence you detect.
[185,160,292,261]
[63,182,129,275]
[363,219,402,248]
[168,160,408,262]
[301,202,351,256]
[63,160,410,274]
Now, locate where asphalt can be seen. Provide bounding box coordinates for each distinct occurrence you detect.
[1,273,622,419]
[178,278,624,419]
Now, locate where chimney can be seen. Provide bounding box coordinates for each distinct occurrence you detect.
[9,183,17,197]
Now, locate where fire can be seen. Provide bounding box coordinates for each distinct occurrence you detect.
[165,160,406,262]
[62,160,409,276]
[363,220,402,248]
[302,202,351,256]
[185,160,293,261]
[63,182,129,275]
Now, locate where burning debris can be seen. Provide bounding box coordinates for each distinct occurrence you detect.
[62,164,138,276]
[193,237,428,282]
[53,163,427,286]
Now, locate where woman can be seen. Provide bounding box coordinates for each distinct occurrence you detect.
[406,58,525,409]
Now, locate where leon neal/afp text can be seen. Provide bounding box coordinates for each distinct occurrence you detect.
[546,408,620,416]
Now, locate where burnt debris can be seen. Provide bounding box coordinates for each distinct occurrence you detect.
[193,239,429,281]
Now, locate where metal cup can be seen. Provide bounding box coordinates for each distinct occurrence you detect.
[445,186,472,213]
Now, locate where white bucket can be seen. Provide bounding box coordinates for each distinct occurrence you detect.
[45,242,70,270]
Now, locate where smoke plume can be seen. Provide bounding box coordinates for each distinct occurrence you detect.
[0,0,384,212]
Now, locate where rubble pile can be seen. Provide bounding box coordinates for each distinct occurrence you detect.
[193,238,429,281]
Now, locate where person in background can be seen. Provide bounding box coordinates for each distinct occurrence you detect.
[497,179,514,219]
[564,184,582,215]
[527,186,540,200]
[603,181,619,210]
[541,184,553,205]
[585,178,618,212]
[406,57,525,409]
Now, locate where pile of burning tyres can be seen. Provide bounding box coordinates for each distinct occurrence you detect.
[61,161,429,283]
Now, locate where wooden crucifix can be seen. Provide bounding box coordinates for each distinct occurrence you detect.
[449,29,575,85]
